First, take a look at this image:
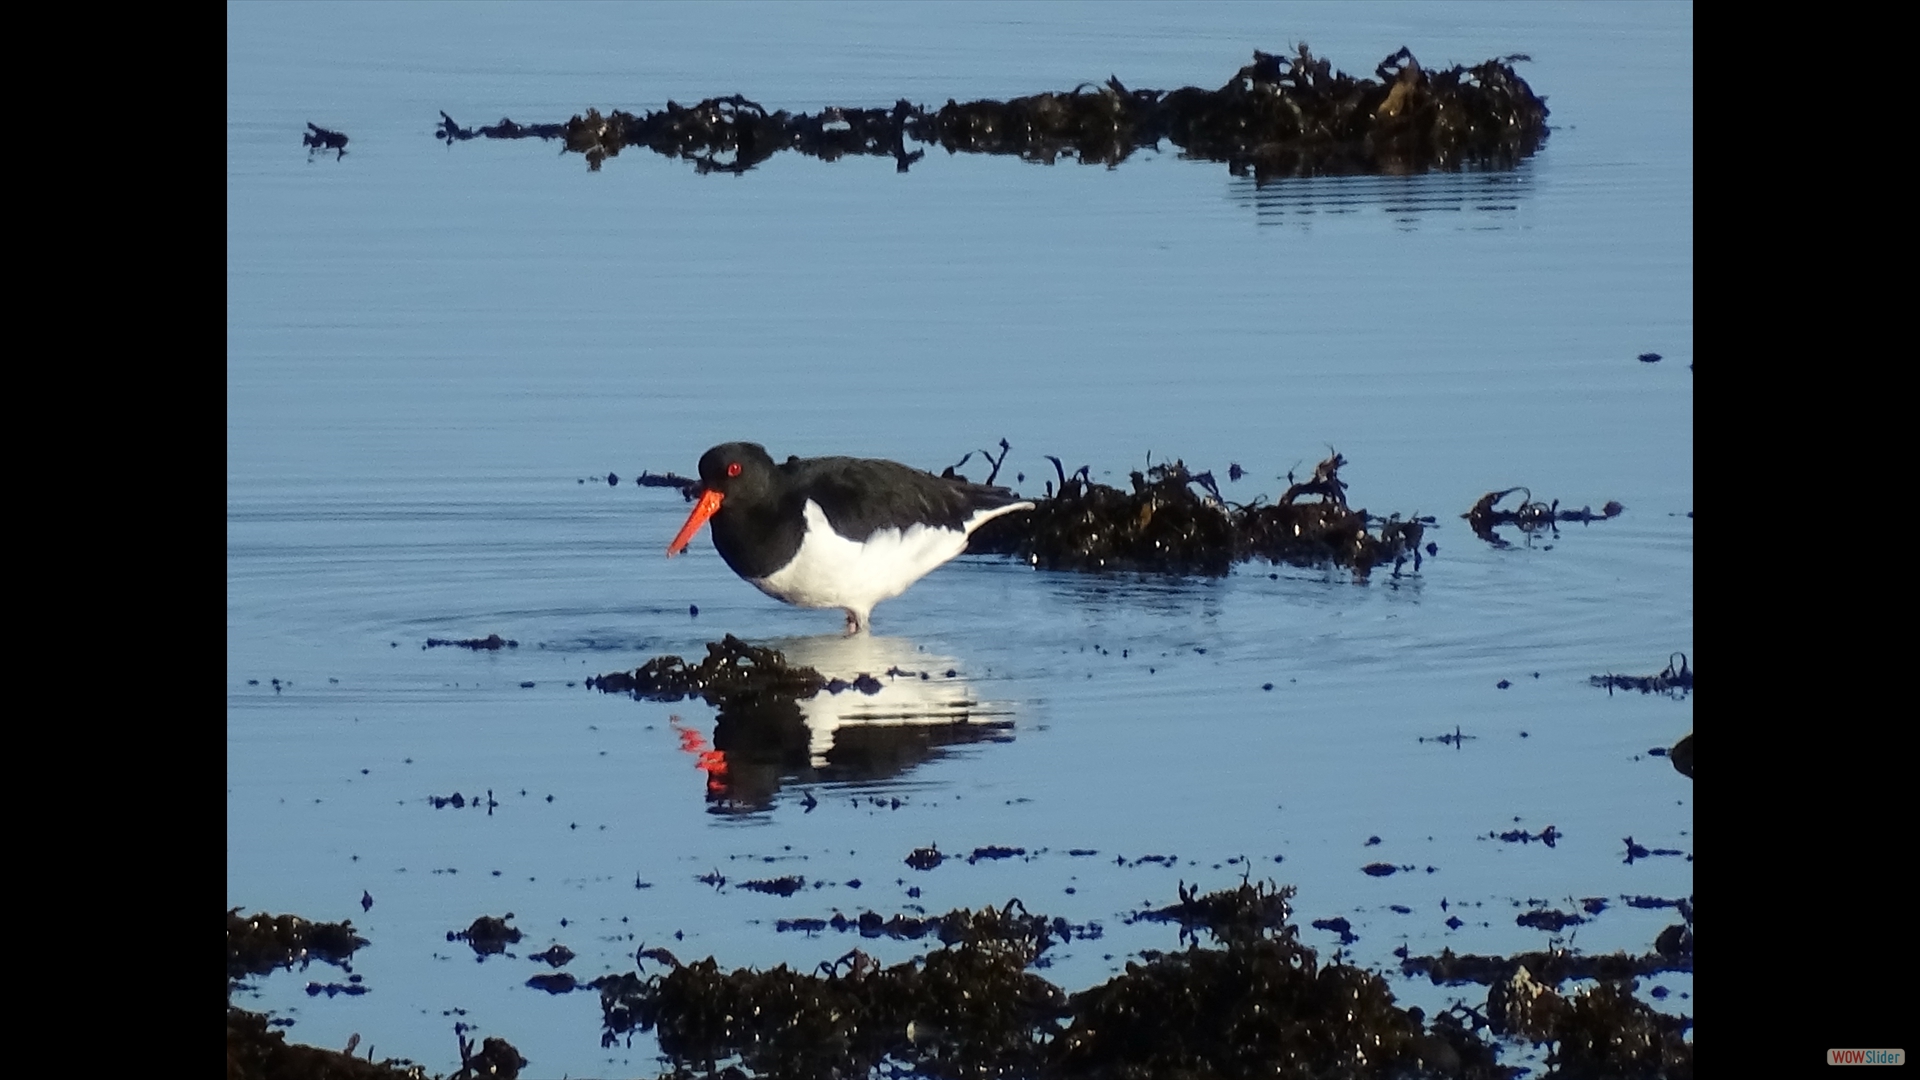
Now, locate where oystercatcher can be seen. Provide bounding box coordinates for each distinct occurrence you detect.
[667,442,1033,633]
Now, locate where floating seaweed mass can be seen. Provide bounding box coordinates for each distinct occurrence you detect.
[776,907,1099,947]
[424,633,517,651]
[1515,907,1585,932]
[1591,653,1693,697]
[1495,825,1560,846]
[1465,486,1624,547]
[738,875,807,896]
[967,449,1428,580]
[438,45,1548,178]
[302,122,348,160]
[226,909,368,979]
[450,913,522,956]
[1129,878,1296,944]
[527,972,577,995]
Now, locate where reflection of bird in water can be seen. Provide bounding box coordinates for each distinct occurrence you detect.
[773,634,1012,766]
[668,634,1015,813]
[666,442,1032,633]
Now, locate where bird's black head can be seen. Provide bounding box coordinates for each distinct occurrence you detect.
[667,442,781,557]
[696,442,777,497]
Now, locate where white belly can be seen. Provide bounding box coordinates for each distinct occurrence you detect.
[750,501,973,613]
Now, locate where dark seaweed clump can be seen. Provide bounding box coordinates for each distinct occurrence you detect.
[635,469,700,494]
[437,45,1548,178]
[225,888,1689,1079]
[1127,877,1296,942]
[1402,939,1692,987]
[227,1007,526,1080]
[1464,487,1624,547]
[227,910,526,1080]
[1590,653,1692,697]
[303,122,348,159]
[1486,972,1691,1079]
[596,882,1521,1078]
[968,450,1429,580]
[778,907,1099,945]
[587,634,826,702]
[227,908,368,979]
[423,633,518,651]
[227,1006,431,1080]
[449,913,523,957]
[596,900,1069,1078]
[1404,897,1693,1078]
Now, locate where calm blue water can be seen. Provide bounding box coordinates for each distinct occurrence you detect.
[228,3,1692,1074]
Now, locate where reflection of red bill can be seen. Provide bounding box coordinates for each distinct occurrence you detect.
[674,724,704,754]
[666,489,725,556]
[670,717,729,794]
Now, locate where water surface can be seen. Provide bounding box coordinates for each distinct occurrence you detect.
[228,3,1692,1074]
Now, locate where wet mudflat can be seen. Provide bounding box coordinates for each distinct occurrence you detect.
[229,4,1691,1076]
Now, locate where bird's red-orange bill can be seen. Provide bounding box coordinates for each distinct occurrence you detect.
[667,489,725,556]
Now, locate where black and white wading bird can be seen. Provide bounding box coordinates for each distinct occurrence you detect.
[666,442,1033,633]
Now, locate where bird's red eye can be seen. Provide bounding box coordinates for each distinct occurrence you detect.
[726,462,742,477]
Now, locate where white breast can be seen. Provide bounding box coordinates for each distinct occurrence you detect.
[751,500,976,613]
